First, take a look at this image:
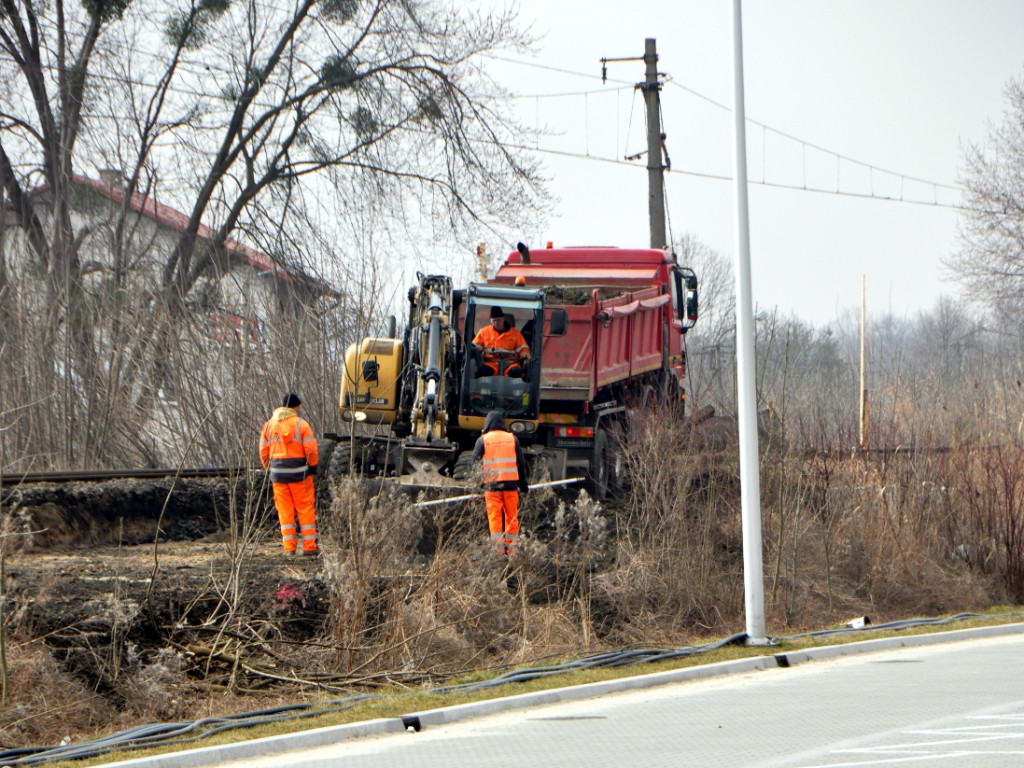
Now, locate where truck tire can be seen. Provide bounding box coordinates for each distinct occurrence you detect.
[328,439,361,483]
[452,450,476,482]
[586,430,610,499]
[609,445,628,493]
[316,438,336,505]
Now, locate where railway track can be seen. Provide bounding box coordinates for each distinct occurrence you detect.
[0,443,959,487]
[0,466,251,486]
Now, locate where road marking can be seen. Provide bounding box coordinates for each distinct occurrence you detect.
[791,710,1024,767]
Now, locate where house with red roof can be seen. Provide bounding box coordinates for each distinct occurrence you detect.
[10,171,338,350]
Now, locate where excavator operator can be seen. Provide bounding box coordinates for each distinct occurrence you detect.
[472,305,530,378]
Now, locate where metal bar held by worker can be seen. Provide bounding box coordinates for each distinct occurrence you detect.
[411,477,585,509]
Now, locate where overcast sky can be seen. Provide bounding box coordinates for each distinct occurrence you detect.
[463,0,1024,326]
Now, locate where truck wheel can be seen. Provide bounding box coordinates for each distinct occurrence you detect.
[609,446,628,493]
[328,439,360,483]
[316,438,336,505]
[452,450,476,482]
[586,430,610,499]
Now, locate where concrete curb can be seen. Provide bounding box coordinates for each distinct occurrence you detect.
[406,654,777,729]
[97,718,406,768]
[100,622,1024,768]
[773,621,1024,667]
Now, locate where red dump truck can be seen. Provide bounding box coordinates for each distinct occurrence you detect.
[331,243,697,495]
[486,243,698,492]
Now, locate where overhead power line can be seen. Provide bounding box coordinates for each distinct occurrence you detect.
[663,80,962,196]
[506,142,965,211]
[510,84,633,100]
[484,53,636,85]
[16,46,964,202]
[484,52,963,200]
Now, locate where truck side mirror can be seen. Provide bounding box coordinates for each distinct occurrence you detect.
[546,308,568,336]
[675,268,698,331]
[685,273,698,323]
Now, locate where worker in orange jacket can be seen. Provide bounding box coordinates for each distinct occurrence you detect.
[472,410,529,556]
[260,393,320,556]
[472,305,530,378]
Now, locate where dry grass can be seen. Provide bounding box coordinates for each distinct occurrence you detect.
[0,641,117,748]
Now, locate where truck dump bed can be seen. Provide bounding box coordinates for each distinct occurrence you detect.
[540,286,670,400]
[493,246,686,403]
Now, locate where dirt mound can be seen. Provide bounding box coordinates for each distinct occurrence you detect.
[0,477,316,738]
[4,477,240,551]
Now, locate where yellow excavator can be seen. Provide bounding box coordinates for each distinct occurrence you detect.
[322,271,559,487]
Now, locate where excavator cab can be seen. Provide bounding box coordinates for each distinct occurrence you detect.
[460,285,544,421]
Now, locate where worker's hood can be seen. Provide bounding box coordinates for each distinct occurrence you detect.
[271,407,298,421]
[482,410,506,433]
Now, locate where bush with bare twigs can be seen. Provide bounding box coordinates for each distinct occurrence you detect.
[0,641,118,749]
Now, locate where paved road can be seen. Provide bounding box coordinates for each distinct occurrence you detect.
[105,626,1024,768]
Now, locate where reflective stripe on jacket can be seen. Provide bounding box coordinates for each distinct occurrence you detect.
[482,430,519,484]
[260,407,319,484]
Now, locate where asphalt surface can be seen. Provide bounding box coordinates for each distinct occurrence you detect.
[99,622,1024,768]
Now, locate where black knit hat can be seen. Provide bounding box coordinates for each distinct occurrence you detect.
[282,392,302,408]
[489,305,505,319]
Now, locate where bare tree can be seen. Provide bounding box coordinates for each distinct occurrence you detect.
[0,0,545,469]
[674,233,735,413]
[950,72,1024,311]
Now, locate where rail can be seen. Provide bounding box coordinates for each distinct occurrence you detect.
[0,467,250,486]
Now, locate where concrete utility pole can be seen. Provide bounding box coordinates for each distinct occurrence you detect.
[730,0,768,645]
[476,243,488,281]
[601,38,668,250]
[643,38,667,250]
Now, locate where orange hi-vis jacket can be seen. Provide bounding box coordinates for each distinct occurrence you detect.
[472,325,529,363]
[481,430,519,485]
[260,407,319,484]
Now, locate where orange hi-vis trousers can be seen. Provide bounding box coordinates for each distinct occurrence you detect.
[485,490,520,556]
[273,476,318,553]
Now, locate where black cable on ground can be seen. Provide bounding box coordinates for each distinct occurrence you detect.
[783,612,993,640]
[1,613,1019,765]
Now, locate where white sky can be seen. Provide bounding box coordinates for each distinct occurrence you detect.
[464,0,1024,326]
